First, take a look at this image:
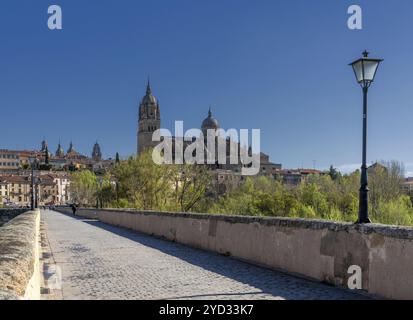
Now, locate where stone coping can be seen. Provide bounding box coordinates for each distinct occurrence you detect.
[63,207,413,241]
[0,210,38,300]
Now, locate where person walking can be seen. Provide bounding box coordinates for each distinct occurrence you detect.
[71,204,77,216]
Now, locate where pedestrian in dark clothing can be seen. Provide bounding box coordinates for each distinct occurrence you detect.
[71,204,77,216]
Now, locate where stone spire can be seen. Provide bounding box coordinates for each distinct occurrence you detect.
[67,141,74,154]
[146,77,152,95]
[55,140,65,157]
[92,141,102,162]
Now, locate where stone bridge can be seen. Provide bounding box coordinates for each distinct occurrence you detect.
[2,208,413,300]
[40,209,369,300]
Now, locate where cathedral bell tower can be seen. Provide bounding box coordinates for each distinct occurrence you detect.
[137,79,161,154]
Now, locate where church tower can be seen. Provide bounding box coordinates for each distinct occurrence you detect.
[55,140,65,158]
[137,79,161,154]
[92,141,102,161]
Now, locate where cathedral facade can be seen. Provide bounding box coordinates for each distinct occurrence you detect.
[136,80,282,178]
[137,81,220,156]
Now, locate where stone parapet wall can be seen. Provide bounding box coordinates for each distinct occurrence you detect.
[0,210,40,300]
[0,209,28,226]
[56,207,413,299]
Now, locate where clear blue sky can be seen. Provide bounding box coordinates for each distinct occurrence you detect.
[2,0,413,173]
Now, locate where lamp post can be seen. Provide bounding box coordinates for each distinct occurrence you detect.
[34,176,40,209]
[29,156,35,210]
[349,51,383,224]
[28,156,38,210]
[97,176,103,209]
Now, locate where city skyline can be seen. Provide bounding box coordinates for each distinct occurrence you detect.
[2,1,413,174]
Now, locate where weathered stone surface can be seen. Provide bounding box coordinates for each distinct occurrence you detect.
[0,289,19,300]
[0,210,38,300]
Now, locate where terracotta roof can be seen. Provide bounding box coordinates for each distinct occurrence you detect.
[0,175,30,183]
[278,169,322,175]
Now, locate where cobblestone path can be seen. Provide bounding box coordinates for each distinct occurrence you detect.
[42,210,369,300]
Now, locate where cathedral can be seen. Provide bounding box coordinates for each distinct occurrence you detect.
[136,81,256,175]
[136,80,282,178]
[137,80,220,155]
[37,139,102,163]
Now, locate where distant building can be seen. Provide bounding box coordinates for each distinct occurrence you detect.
[0,179,9,203]
[276,169,323,186]
[39,140,103,172]
[137,80,161,154]
[136,81,281,177]
[135,80,283,197]
[49,158,67,170]
[66,142,86,160]
[92,142,102,162]
[55,141,65,158]
[402,177,413,195]
[92,160,115,175]
[259,153,282,176]
[0,150,20,170]
[40,140,48,153]
[214,169,243,195]
[367,162,388,174]
[0,175,31,206]
[0,149,42,172]
[47,172,71,205]
[0,172,71,206]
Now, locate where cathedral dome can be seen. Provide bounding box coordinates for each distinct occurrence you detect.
[142,93,157,104]
[141,80,157,104]
[201,108,219,133]
[55,141,65,157]
[139,79,160,121]
[67,142,79,155]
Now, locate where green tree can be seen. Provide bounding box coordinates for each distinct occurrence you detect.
[297,181,329,217]
[113,149,174,210]
[170,164,212,212]
[69,170,98,206]
[96,174,117,208]
[328,165,341,181]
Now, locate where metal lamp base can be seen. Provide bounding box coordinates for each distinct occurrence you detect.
[356,217,372,224]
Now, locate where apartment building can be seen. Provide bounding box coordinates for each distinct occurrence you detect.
[0,175,31,206]
[0,150,20,170]
[0,173,71,206]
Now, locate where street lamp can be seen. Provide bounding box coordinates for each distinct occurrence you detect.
[28,156,38,210]
[97,176,103,209]
[349,51,383,224]
[34,176,40,208]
